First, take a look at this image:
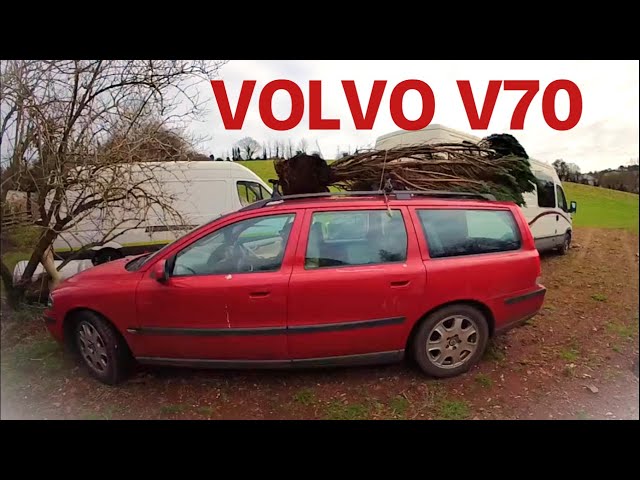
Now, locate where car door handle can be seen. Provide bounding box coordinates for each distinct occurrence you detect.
[390,280,410,287]
[556,215,559,221]
[249,291,271,298]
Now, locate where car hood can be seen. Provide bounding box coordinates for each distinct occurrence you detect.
[55,257,134,289]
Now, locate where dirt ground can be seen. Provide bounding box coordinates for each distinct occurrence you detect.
[1,227,638,420]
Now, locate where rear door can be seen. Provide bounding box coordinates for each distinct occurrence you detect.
[410,206,542,329]
[286,206,426,361]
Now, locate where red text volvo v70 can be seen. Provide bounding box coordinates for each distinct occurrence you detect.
[44,191,546,384]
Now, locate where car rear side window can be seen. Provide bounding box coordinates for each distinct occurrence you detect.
[417,209,521,258]
[305,209,407,269]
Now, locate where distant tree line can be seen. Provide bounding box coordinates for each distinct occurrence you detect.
[552,159,639,194]
[208,136,365,162]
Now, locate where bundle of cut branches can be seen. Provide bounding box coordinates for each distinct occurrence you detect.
[274,134,536,205]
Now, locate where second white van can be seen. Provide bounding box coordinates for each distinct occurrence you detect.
[374,124,578,254]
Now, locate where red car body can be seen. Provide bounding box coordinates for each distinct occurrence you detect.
[44,195,545,376]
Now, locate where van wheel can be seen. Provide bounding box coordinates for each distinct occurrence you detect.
[74,311,131,385]
[412,304,489,378]
[93,248,122,265]
[558,232,571,255]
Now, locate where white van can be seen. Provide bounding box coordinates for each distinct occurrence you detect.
[374,124,577,254]
[52,160,272,264]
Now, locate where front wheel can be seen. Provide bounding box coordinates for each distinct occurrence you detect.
[557,232,571,255]
[412,304,489,378]
[74,311,131,385]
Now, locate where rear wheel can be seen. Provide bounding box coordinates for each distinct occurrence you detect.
[74,311,131,385]
[412,304,489,378]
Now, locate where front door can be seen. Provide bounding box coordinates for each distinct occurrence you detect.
[287,207,425,361]
[134,212,299,362]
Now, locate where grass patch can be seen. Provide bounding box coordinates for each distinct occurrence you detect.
[606,320,638,341]
[160,404,187,415]
[591,293,607,302]
[389,396,409,418]
[293,388,316,406]
[8,337,64,372]
[564,182,639,233]
[325,401,370,420]
[483,342,506,362]
[575,410,590,420]
[196,406,215,417]
[560,347,580,362]
[475,373,493,388]
[436,399,470,420]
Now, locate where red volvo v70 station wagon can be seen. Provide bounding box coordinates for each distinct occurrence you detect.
[44,191,546,384]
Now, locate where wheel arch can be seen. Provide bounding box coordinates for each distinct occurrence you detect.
[405,299,496,355]
[63,307,132,356]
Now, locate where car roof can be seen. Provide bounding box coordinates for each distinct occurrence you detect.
[242,195,516,214]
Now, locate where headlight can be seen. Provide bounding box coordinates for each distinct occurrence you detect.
[47,293,54,308]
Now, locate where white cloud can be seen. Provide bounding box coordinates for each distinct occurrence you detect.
[190,60,639,172]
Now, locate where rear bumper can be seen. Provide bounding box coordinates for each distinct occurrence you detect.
[504,286,546,306]
[494,286,546,333]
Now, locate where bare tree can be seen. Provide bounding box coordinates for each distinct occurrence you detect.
[297,138,309,155]
[0,60,226,308]
[566,162,581,183]
[552,159,569,181]
[235,137,261,160]
[286,139,294,158]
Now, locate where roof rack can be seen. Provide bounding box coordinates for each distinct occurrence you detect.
[239,189,496,212]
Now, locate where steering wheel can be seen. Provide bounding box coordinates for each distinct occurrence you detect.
[234,243,260,273]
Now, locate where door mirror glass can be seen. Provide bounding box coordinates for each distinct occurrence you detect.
[569,200,577,213]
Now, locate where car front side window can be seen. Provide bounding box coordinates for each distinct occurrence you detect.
[172,213,295,276]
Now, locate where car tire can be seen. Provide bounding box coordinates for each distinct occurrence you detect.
[557,232,571,255]
[93,248,122,266]
[74,311,131,385]
[412,304,489,378]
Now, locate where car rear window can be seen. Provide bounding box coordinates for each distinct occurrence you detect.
[305,209,407,268]
[417,209,521,258]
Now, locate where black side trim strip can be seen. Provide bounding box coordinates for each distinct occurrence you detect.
[136,350,404,370]
[504,288,546,305]
[291,350,404,368]
[44,316,56,325]
[128,326,285,336]
[288,316,405,334]
[128,316,405,337]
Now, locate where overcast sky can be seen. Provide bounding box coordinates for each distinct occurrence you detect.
[189,60,639,173]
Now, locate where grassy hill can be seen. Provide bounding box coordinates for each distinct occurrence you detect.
[242,161,638,233]
[564,182,638,233]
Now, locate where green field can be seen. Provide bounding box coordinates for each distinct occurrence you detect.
[242,160,278,185]
[563,182,639,233]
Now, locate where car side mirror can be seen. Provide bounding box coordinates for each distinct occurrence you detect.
[569,201,577,213]
[153,259,169,283]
